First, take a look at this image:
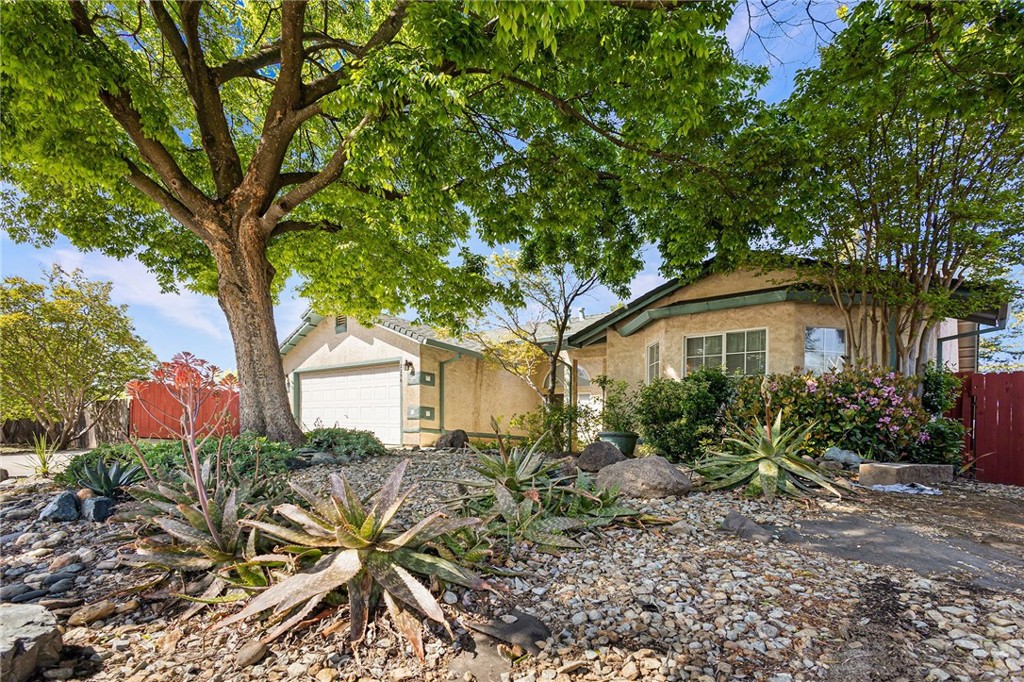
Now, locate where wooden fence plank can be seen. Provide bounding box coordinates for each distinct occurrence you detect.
[954,371,1024,487]
[129,382,239,439]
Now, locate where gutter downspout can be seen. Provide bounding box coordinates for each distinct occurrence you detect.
[438,353,464,433]
[936,314,1008,368]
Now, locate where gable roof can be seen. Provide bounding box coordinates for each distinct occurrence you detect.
[279,310,486,357]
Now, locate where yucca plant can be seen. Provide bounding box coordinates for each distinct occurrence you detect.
[78,458,144,497]
[217,460,486,657]
[695,412,855,500]
[30,433,59,477]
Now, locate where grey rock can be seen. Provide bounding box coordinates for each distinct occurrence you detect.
[433,429,469,450]
[467,609,552,656]
[0,604,62,682]
[9,591,48,604]
[38,493,78,523]
[596,456,692,498]
[577,442,626,473]
[819,460,844,472]
[0,532,23,545]
[722,511,773,544]
[80,497,115,523]
[310,452,339,466]
[823,447,862,469]
[235,641,268,667]
[41,573,74,588]
[0,584,31,602]
[46,580,73,595]
[0,468,8,481]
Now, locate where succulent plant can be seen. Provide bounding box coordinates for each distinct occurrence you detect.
[695,412,856,500]
[77,458,145,497]
[218,460,486,657]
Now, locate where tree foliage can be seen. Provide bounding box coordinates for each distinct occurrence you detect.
[0,0,780,440]
[0,266,155,447]
[778,0,1024,373]
[979,308,1024,371]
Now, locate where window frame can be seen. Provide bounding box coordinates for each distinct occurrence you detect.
[803,326,847,374]
[682,327,768,377]
[646,341,661,383]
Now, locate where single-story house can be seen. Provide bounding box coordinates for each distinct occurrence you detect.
[280,267,1006,446]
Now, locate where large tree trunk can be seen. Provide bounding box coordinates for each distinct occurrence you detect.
[214,229,304,445]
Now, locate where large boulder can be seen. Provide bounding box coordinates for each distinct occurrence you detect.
[577,442,627,472]
[596,456,692,498]
[38,492,79,523]
[434,429,469,450]
[0,604,62,682]
[859,463,954,487]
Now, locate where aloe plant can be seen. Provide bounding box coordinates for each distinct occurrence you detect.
[77,458,144,497]
[217,460,486,657]
[695,412,855,500]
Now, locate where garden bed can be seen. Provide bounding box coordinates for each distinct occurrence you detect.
[2,452,1022,682]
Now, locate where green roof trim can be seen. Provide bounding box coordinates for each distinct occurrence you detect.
[279,310,324,355]
[617,289,829,337]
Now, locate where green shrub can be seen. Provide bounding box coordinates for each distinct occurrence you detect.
[635,367,734,462]
[921,362,962,415]
[56,433,295,489]
[304,427,387,457]
[592,375,639,433]
[509,402,597,453]
[726,368,932,462]
[910,417,966,465]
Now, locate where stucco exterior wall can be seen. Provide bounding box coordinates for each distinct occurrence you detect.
[569,299,849,385]
[281,317,422,441]
[410,347,542,446]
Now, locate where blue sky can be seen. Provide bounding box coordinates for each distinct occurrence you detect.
[0,2,842,370]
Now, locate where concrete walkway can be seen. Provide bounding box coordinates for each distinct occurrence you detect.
[0,450,82,478]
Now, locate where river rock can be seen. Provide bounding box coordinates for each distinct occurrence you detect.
[38,493,79,523]
[67,601,116,626]
[596,456,692,498]
[0,604,62,682]
[577,442,627,472]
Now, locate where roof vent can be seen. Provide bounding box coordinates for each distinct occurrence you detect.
[577,307,586,320]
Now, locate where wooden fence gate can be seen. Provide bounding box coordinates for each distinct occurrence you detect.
[129,382,240,439]
[953,372,1024,487]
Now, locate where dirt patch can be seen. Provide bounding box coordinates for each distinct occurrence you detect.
[824,578,924,682]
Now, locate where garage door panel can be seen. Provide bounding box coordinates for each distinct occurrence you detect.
[299,364,401,444]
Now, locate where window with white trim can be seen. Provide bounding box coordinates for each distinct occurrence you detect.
[685,329,767,376]
[646,342,660,383]
[804,327,846,373]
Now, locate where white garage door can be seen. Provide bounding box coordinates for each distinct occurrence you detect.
[299,364,401,444]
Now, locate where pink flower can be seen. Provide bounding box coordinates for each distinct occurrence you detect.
[806,378,818,393]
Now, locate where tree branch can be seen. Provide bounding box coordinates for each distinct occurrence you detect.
[149,1,243,195]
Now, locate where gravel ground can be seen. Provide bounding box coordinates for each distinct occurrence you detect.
[1,451,1022,682]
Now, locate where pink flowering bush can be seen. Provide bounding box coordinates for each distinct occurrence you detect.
[726,368,933,462]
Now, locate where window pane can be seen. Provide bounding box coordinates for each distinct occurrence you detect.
[725,354,745,374]
[805,327,823,352]
[686,337,703,357]
[726,332,746,353]
[746,352,766,375]
[686,357,704,374]
[747,329,766,352]
[824,328,846,352]
[648,343,660,365]
[705,335,723,357]
[804,351,824,374]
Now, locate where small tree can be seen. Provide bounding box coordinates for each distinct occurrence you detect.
[0,265,155,448]
[780,1,1024,374]
[468,254,601,452]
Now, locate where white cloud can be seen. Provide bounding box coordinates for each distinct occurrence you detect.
[629,271,669,300]
[50,248,229,340]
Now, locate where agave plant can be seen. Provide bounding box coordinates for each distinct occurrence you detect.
[486,483,586,549]
[695,413,855,500]
[78,458,145,497]
[125,456,285,600]
[217,460,486,657]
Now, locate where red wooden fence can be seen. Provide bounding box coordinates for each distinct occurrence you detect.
[953,372,1024,487]
[129,381,240,439]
